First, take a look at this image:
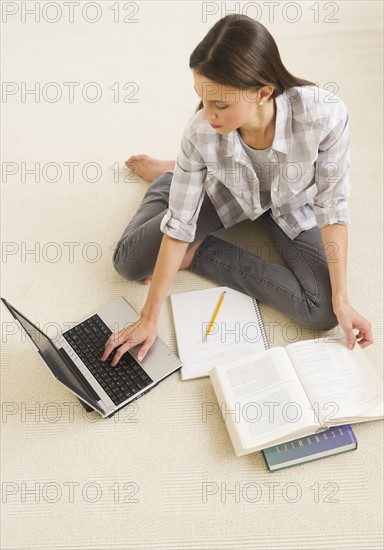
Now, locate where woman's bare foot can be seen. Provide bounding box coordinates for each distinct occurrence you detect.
[125,154,175,183]
[142,236,208,285]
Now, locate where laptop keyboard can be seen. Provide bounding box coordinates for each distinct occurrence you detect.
[63,314,153,406]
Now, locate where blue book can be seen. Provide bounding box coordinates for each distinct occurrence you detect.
[262,424,357,471]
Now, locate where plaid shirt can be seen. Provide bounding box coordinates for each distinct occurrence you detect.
[160,86,351,242]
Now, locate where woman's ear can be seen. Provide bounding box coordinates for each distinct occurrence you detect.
[257,85,275,104]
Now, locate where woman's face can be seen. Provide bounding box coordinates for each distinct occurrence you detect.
[192,71,266,134]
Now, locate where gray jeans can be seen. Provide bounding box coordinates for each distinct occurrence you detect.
[113,171,338,331]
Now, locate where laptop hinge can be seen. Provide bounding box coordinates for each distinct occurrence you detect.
[57,347,101,404]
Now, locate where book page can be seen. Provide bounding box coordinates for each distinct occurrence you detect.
[286,338,383,425]
[216,347,321,451]
[358,401,384,419]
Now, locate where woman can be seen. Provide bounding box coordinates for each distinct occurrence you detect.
[102,14,373,367]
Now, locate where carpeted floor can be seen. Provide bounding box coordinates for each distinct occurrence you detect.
[1,2,383,549]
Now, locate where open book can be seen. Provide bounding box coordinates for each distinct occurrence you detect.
[209,337,383,457]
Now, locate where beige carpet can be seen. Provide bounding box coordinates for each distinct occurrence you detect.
[1,2,383,549]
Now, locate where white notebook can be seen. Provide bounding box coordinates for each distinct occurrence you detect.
[170,286,269,380]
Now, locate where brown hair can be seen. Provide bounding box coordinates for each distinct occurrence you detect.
[189,14,317,112]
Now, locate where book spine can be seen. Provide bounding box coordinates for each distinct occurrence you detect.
[252,297,269,350]
[262,424,357,467]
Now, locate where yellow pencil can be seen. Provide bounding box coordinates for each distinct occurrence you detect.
[205,290,226,338]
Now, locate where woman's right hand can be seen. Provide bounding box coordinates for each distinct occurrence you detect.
[100,314,158,367]
[101,234,188,367]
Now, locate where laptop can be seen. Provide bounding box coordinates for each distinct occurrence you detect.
[1,296,182,418]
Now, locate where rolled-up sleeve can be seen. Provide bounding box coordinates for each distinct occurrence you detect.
[313,100,351,228]
[160,118,207,243]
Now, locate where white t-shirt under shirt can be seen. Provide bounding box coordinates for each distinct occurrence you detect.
[236,130,273,211]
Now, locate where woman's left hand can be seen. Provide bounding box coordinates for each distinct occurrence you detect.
[333,298,374,349]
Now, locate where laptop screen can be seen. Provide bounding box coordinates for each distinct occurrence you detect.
[1,298,102,413]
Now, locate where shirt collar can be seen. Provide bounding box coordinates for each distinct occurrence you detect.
[220,89,293,158]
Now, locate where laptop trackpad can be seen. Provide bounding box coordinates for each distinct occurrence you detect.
[126,338,175,380]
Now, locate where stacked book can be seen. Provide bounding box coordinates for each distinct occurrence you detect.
[262,424,357,471]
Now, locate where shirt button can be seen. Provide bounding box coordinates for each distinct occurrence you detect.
[273,187,277,192]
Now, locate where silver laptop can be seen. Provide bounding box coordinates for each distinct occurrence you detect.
[1,296,182,418]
